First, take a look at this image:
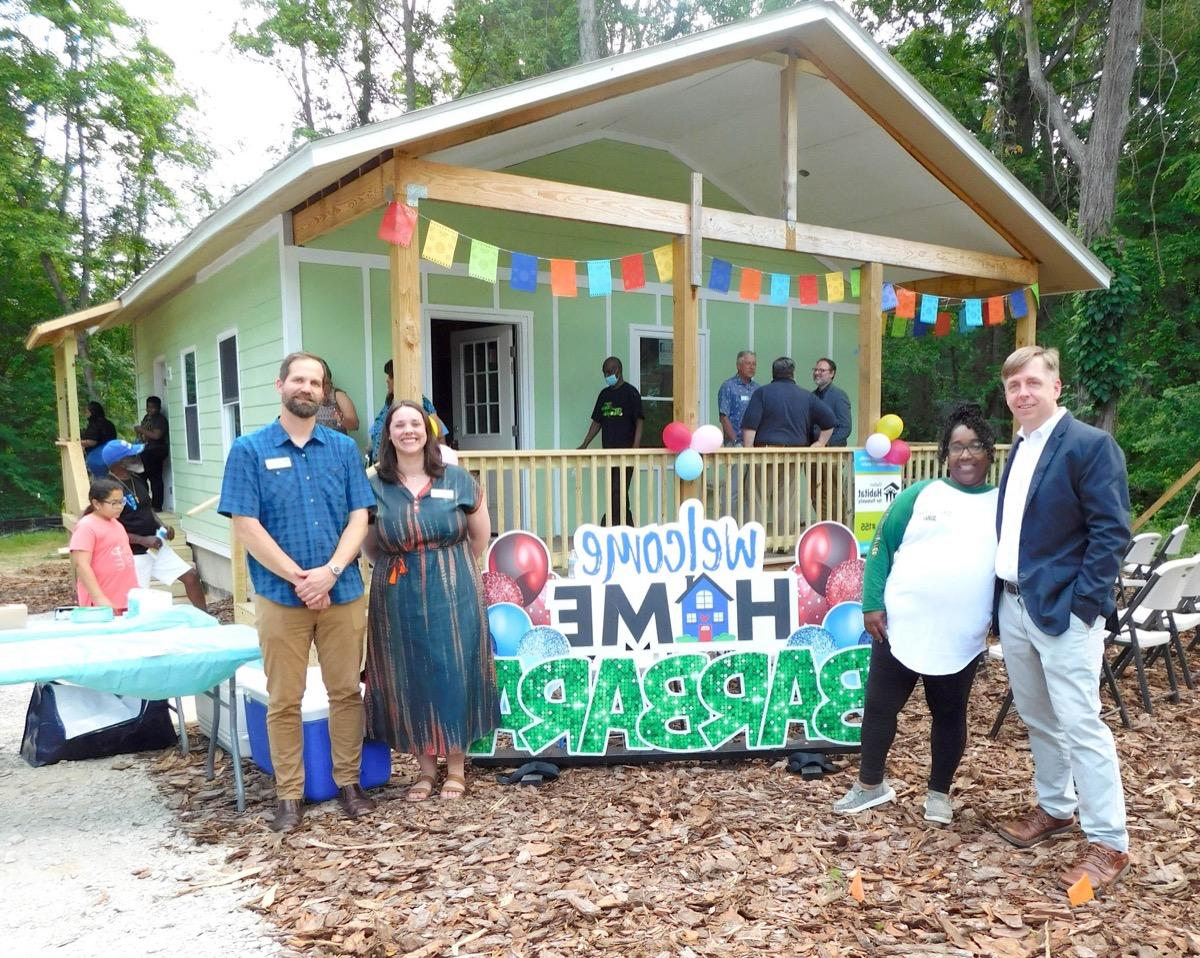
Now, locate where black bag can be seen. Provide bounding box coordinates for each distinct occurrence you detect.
[20,682,178,767]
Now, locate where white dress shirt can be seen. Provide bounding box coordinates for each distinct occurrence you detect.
[994,407,1068,582]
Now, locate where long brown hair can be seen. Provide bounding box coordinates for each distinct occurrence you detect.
[375,400,446,484]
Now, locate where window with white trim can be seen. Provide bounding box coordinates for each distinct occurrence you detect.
[217,332,242,453]
[695,589,714,610]
[181,347,201,462]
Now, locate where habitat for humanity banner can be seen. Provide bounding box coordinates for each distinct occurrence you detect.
[471,500,872,760]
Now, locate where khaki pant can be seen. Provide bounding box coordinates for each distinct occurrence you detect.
[255,594,367,800]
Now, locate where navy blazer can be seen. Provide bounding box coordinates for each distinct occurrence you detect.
[994,410,1130,636]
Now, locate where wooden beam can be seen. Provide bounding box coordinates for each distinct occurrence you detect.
[292,161,393,247]
[672,234,700,431]
[689,172,703,286]
[1132,459,1200,533]
[1014,283,1038,350]
[26,299,121,350]
[390,175,423,404]
[780,54,798,223]
[857,262,884,444]
[905,275,1030,299]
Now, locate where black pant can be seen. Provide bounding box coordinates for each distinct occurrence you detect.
[599,465,634,527]
[141,448,168,510]
[858,638,979,794]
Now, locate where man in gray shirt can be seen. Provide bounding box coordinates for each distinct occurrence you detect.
[811,357,852,447]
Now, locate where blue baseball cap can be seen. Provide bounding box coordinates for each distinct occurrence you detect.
[101,439,146,467]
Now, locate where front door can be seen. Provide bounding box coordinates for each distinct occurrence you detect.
[449,324,516,451]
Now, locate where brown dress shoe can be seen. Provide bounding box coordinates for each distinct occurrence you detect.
[270,799,304,833]
[1060,843,1130,893]
[996,807,1076,848]
[336,783,377,819]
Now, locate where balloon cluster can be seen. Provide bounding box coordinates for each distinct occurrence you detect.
[864,413,911,466]
[662,421,723,481]
[788,521,869,657]
[483,532,569,661]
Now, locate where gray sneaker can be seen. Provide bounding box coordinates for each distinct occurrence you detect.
[833,780,896,815]
[924,790,953,825]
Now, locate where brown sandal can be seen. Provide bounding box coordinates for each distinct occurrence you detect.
[405,773,437,802]
[439,773,466,801]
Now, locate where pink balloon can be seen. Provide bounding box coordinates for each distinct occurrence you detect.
[690,423,724,455]
[826,558,865,606]
[791,564,830,626]
[439,444,459,465]
[883,439,911,465]
[525,571,558,626]
[662,421,693,453]
[795,521,858,595]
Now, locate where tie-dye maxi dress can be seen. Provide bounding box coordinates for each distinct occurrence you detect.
[365,466,500,755]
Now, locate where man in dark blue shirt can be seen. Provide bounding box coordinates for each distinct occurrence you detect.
[811,357,853,447]
[219,351,375,832]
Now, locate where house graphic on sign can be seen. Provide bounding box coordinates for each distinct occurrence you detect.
[675,574,735,642]
[883,482,901,503]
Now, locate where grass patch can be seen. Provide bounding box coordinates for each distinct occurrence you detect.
[0,529,69,571]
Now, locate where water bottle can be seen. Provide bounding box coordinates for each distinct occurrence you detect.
[156,525,169,544]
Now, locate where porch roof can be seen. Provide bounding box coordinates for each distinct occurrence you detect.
[27,1,1108,346]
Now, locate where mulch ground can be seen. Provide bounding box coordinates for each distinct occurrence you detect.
[7,563,1197,955]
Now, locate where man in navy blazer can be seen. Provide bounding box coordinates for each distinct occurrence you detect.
[992,346,1131,894]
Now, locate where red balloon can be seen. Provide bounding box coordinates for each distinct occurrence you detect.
[791,564,830,626]
[826,558,865,607]
[525,571,558,626]
[662,420,693,453]
[883,438,912,466]
[482,571,523,607]
[795,522,858,596]
[487,532,550,606]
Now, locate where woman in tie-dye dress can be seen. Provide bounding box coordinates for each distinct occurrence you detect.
[364,400,499,801]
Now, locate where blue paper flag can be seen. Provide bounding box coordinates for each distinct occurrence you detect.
[587,259,612,297]
[880,283,897,312]
[769,272,790,305]
[1009,290,1028,318]
[708,258,732,294]
[965,298,983,327]
[919,293,938,325]
[510,252,538,292]
[958,308,970,333]
[913,317,929,338]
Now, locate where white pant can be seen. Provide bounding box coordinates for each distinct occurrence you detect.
[133,543,192,588]
[999,589,1128,850]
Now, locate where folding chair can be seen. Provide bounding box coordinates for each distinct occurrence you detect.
[1119,532,1163,595]
[1109,557,1199,713]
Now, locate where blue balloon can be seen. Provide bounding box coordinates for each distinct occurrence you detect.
[516,626,570,670]
[488,602,532,657]
[823,601,868,649]
[675,449,704,482]
[786,625,836,662]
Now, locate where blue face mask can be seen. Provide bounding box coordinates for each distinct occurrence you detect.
[604,373,618,387]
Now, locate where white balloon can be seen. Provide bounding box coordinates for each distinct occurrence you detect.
[440,444,459,465]
[864,432,892,459]
[690,423,724,454]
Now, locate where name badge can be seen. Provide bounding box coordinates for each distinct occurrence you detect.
[264,457,292,470]
[740,394,750,402]
[430,488,454,500]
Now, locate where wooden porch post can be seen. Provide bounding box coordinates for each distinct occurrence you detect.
[856,262,883,443]
[672,174,702,430]
[390,174,423,404]
[53,334,87,519]
[1014,272,1038,349]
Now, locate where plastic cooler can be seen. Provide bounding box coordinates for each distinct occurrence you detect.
[236,661,391,802]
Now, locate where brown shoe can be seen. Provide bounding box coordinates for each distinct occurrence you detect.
[1060,843,1130,893]
[996,807,1076,848]
[270,799,304,833]
[336,783,377,819]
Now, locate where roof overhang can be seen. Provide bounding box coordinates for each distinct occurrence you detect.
[26,300,122,349]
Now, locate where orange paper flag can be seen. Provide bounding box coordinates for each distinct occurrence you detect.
[848,871,865,903]
[985,296,1005,326]
[550,259,578,297]
[739,268,762,301]
[1067,874,1095,906]
[895,287,917,319]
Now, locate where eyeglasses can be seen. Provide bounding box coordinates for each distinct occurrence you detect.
[812,367,832,374]
[99,498,126,507]
[949,441,986,456]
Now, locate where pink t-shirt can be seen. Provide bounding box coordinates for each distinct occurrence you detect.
[69,513,139,612]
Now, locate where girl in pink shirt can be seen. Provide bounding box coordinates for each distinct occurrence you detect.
[70,478,139,613]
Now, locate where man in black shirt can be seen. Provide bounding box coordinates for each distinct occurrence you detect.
[102,440,207,611]
[135,396,170,509]
[741,357,836,535]
[579,357,643,526]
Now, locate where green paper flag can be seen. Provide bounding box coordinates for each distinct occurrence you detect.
[889,315,908,337]
[850,268,861,298]
[1030,282,1040,304]
[468,240,499,283]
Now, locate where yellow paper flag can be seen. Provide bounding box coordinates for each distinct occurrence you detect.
[652,244,673,284]
[848,871,864,903]
[825,271,845,303]
[1067,874,1095,907]
[422,221,458,268]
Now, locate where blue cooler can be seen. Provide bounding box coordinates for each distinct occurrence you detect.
[237,661,392,802]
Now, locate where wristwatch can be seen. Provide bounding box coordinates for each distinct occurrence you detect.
[328,563,343,577]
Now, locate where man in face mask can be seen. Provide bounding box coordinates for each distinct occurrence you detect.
[578,356,643,526]
[101,440,207,611]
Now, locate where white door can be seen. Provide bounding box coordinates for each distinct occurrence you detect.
[152,357,174,510]
[449,324,517,451]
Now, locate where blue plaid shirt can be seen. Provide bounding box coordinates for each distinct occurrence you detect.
[219,419,375,607]
[717,374,759,444]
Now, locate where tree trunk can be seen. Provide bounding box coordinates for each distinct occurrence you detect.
[354,0,374,126]
[578,0,601,63]
[402,0,417,111]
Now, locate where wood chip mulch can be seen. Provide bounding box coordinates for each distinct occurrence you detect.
[0,562,75,612]
[145,654,1200,958]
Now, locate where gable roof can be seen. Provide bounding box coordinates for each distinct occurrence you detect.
[675,573,736,604]
[28,1,1107,345]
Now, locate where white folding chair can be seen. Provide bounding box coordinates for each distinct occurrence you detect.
[1120,532,1163,593]
[1110,556,1199,713]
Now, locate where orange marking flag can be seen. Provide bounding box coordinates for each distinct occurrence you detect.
[1067,874,1094,907]
[848,871,865,903]
[550,259,578,297]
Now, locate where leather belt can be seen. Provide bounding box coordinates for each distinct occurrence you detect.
[1003,580,1021,596]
